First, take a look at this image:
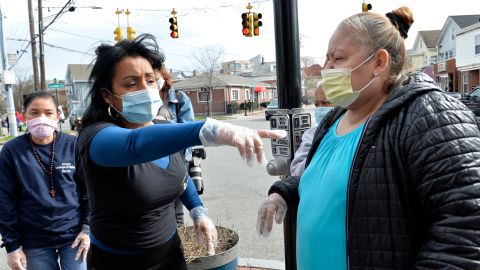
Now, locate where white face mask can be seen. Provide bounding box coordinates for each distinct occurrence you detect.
[156,78,165,90]
[321,54,377,108]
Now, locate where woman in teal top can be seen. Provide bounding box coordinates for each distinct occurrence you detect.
[257,6,480,270]
[297,116,364,269]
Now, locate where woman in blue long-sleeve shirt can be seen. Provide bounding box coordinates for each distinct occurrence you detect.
[77,34,285,269]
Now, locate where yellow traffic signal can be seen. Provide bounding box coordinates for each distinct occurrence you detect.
[127,26,136,41]
[362,2,372,12]
[253,13,262,36]
[242,13,252,37]
[169,16,179,38]
[114,27,123,42]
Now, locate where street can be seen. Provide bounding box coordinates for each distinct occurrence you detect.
[0,112,319,268]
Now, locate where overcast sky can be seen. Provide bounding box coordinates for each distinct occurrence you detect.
[1,0,478,80]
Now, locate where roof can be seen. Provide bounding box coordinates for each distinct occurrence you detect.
[418,30,441,48]
[173,73,272,90]
[66,64,92,81]
[171,71,187,80]
[458,21,480,35]
[250,61,276,77]
[450,15,480,28]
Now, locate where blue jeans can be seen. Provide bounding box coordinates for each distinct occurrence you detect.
[23,242,86,270]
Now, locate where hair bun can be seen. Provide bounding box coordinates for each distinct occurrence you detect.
[386,6,414,39]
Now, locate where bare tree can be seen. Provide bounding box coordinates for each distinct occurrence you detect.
[13,72,35,112]
[300,57,321,103]
[300,56,316,68]
[191,45,224,117]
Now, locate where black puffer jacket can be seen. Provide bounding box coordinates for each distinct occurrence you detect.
[270,72,480,269]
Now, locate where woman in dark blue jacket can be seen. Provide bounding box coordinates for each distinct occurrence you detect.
[0,91,90,270]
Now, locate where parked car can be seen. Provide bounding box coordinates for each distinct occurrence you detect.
[460,86,480,118]
[69,108,85,131]
[446,92,461,100]
[265,99,278,120]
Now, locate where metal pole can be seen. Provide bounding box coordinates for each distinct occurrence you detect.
[273,0,301,269]
[0,4,18,136]
[273,0,302,110]
[28,0,40,90]
[55,88,62,131]
[38,0,46,90]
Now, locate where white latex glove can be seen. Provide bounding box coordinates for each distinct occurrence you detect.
[71,225,90,262]
[199,118,287,166]
[7,248,27,270]
[256,193,287,237]
[190,206,218,256]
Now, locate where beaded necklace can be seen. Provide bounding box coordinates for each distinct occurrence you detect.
[30,132,57,197]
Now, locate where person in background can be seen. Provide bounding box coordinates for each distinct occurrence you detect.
[155,65,197,226]
[0,91,90,270]
[290,81,333,177]
[58,105,66,123]
[77,34,285,269]
[257,6,480,269]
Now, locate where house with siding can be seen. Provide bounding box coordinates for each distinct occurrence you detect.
[434,15,480,91]
[65,64,92,113]
[456,22,480,93]
[408,30,441,78]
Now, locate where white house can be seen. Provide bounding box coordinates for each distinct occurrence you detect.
[456,22,480,93]
[435,15,480,91]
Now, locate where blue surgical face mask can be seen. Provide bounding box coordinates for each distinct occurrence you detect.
[110,88,163,124]
[314,107,333,125]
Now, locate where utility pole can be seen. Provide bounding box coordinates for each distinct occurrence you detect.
[28,0,40,90]
[0,3,18,136]
[38,0,46,90]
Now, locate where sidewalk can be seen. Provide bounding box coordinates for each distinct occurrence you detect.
[237,258,285,270]
[230,108,266,120]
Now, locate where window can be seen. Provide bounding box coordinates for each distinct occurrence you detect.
[476,34,480,54]
[235,63,241,69]
[197,92,210,102]
[244,64,249,69]
[449,50,454,59]
[430,56,437,64]
[245,89,250,100]
[231,89,239,101]
[463,73,468,93]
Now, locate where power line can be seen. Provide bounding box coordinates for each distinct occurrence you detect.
[49,28,110,42]
[42,0,72,32]
[44,42,94,56]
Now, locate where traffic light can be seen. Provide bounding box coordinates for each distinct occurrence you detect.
[253,13,262,36]
[114,27,123,42]
[242,13,253,37]
[169,16,179,38]
[362,2,372,12]
[127,26,136,40]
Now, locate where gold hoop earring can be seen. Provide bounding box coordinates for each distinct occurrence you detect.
[108,105,118,120]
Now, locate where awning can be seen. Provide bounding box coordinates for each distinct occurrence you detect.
[254,86,267,93]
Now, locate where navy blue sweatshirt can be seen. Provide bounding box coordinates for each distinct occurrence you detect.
[0,132,89,253]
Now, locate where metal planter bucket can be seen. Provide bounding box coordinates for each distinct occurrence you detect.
[185,226,239,270]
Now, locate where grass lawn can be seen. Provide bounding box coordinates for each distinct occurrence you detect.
[195,115,234,121]
[0,135,14,144]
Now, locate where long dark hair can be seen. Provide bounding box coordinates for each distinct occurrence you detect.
[80,34,165,131]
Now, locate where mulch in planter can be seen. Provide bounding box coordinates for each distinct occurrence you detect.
[178,225,238,263]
